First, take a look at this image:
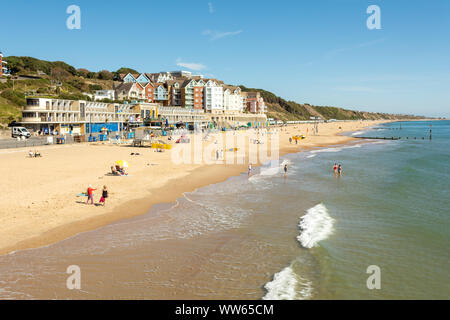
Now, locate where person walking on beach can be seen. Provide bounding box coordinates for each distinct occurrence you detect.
[86,185,96,205]
[99,185,108,206]
[289,137,292,144]
[248,163,252,177]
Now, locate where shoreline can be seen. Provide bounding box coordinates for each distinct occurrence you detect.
[0,120,389,256]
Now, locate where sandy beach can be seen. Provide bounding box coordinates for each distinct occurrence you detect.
[0,120,389,256]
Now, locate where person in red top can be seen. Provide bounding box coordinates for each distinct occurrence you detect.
[333,163,338,175]
[86,185,97,205]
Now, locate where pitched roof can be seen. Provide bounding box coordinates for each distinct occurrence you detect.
[166,79,184,86]
[223,84,239,91]
[115,82,135,93]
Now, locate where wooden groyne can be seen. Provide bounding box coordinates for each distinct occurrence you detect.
[358,136,431,140]
[358,136,401,140]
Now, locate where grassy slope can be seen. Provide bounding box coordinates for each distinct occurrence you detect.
[239,85,424,121]
[0,96,21,127]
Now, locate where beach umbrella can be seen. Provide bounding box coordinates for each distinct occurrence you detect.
[115,160,129,168]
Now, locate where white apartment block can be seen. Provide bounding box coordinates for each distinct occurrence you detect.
[223,86,244,113]
[94,90,115,101]
[203,80,224,113]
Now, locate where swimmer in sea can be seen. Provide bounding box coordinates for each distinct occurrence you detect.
[337,164,342,176]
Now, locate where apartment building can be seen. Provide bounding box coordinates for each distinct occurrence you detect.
[243,92,266,113]
[181,79,204,109]
[93,90,115,101]
[145,72,174,83]
[143,82,155,103]
[223,86,244,113]
[203,79,224,113]
[115,70,266,116]
[114,82,145,101]
[166,80,184,106]
[0,51,8,76]
[153,83,169,105]
[21,98,158,134]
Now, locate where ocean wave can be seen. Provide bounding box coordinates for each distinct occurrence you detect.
[343,144,362,149]
[297,204,334,249]
[260,166,280,176]
[253,159,291,177]
[263,265,313,300]
[310,147,343,154]
[306,154,316,158]
[351,131,365,136]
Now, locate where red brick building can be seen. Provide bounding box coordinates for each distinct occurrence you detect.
[193,86,203,109]
[143,82,155,103]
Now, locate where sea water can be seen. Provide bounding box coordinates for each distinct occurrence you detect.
[0,121,448,299]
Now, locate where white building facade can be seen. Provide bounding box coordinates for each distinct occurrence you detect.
[203,80,224,113]
[223,86,244,113]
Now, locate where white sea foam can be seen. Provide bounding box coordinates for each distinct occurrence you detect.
[351,131,365,136]
[306,154,316,158]
[255,159,290,177]
[260,166,280,176]
[310,147,343,154]
[297,204,334,249]
[263,265,313,300]
[344,144,362,149]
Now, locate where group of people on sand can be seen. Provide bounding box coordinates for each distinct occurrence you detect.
[28,150,42,158]
[86,185,108,206]
[289,137,300,145]
[111,164,128,176]
[333,163,343,176]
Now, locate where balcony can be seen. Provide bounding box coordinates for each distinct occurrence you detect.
[21,117,42,123]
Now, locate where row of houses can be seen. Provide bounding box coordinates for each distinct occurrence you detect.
[18,68,268,134]
[87,70,266,115]
[20,97,268,134]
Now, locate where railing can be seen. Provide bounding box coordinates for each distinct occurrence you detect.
[159,107,205,114]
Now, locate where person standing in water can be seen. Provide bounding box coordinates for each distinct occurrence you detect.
[337,164,343,176]
[248,163,252,177]
[284,164,288,175]
[333,163,338,175]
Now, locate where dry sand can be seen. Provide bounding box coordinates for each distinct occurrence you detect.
[0,120,389,255]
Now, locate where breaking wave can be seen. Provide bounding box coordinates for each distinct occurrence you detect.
[263,265,313,300]
[297,204,334,248]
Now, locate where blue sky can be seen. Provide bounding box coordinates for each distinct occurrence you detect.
[1,0,449,117]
